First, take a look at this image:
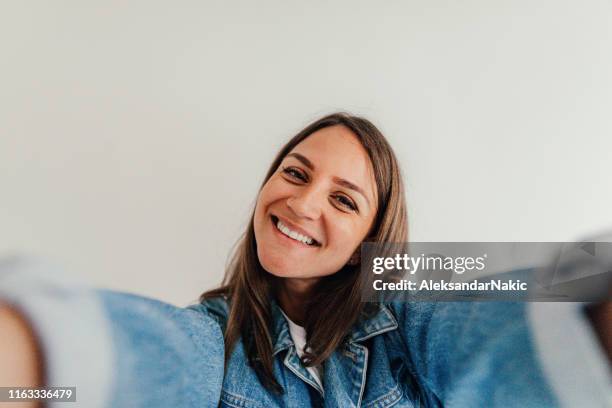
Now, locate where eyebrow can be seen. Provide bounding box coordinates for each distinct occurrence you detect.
[285,152,372,208]
[287,152,314,170]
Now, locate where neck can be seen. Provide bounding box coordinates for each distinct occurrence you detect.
[276,278,319,326]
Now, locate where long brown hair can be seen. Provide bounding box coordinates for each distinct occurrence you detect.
[200,112,408,393]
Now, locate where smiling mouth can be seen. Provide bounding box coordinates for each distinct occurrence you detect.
[271,215,321,247]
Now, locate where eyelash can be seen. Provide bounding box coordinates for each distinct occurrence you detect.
[332,194,358,212]
[282,166,307,182]
[280,166,359,213]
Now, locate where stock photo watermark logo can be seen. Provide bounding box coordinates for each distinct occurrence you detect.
[360,242,612,302]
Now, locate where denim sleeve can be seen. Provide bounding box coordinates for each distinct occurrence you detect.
[528,302,612,407]
[389,300,560,407]
[0,256,224,408]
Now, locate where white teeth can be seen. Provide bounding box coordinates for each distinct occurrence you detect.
[275,219,316,246]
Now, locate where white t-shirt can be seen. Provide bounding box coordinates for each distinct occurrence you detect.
[281,310,324,391]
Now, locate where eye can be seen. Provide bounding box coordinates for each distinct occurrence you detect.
[281,166,308,182]
[332,194,358,212]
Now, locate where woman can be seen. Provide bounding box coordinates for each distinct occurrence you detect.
[192,112,559,407]
[200,113,414,405]
[0,113,609,407]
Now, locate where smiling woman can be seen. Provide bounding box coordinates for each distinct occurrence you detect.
[196,113,564,408]
[201,113,408,398]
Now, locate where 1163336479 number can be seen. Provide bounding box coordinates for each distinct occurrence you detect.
[0,387,76,402]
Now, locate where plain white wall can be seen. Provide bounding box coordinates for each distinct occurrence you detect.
[1,1,611,305]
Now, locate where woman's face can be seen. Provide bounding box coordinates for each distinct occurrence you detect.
[254,125,377,281]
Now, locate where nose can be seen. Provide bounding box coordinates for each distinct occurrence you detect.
[286,186,323,220]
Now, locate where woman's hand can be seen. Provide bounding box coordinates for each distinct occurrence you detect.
[586,301,612,366]
[0,303,43,408]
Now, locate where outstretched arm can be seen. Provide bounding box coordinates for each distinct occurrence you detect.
[390,298,611,407]
[0,257,225,408]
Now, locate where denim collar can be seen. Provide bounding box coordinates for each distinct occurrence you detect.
[271,301,294,355]
[271,301,398,355]
[347,303,399,343]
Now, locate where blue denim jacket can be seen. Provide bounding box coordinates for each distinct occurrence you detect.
[1,257,610,407]
[196,296,558,408]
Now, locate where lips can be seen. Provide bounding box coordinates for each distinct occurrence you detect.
[271,215,321,247]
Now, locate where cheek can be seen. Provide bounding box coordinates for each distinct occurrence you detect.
[254,178,288,238]
[254,179,278,218]
[328,217,369,254]
[257,177,287,208]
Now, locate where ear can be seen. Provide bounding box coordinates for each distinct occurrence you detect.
[347,251,360,266]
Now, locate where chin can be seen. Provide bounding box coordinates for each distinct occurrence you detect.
[257,248,291,277]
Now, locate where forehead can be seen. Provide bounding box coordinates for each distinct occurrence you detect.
[288,125,377,202]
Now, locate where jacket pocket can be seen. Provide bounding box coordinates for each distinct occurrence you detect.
[363,384,414,408]
[219,390,261,408]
